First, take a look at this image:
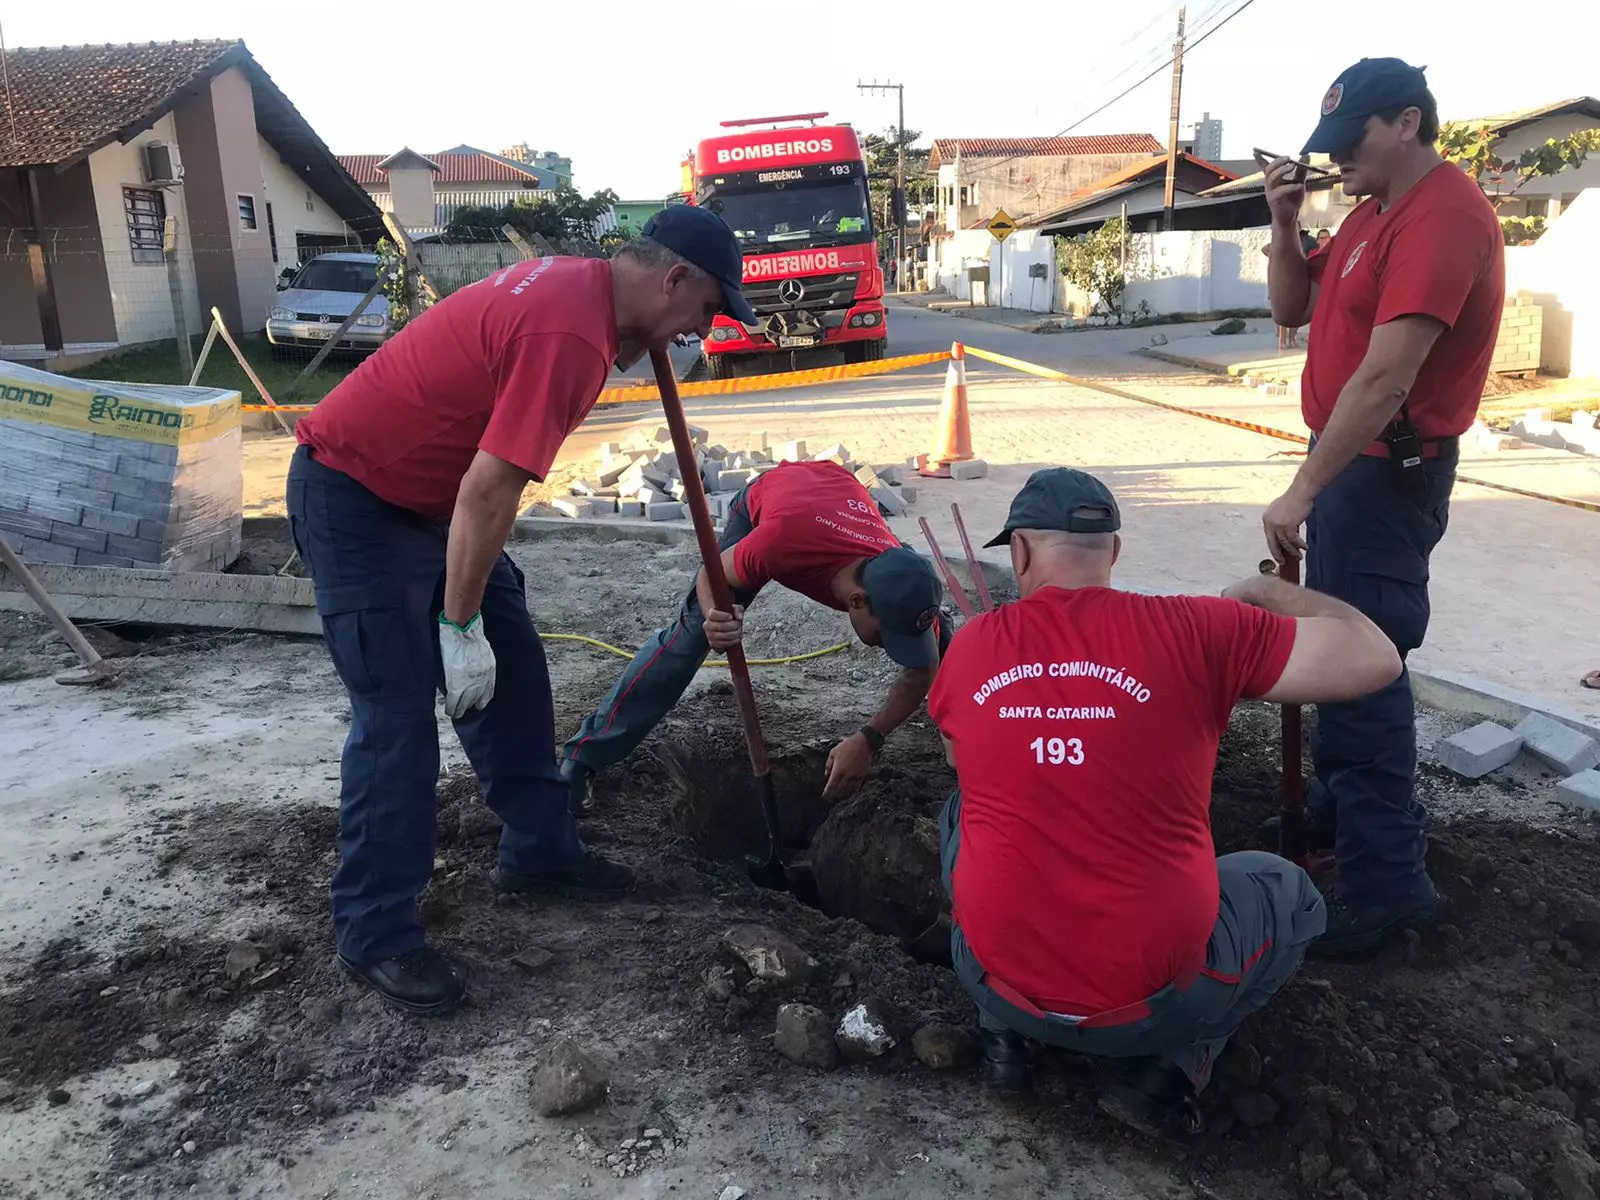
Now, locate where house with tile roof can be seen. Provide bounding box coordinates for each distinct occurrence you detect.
[1448,96,1600,220]
[0,39,383,362]
[1021,152,1241,236]
[926,134,1164,235]
[337,146,568,231]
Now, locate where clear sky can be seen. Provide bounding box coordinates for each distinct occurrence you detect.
[7,0,1595,199]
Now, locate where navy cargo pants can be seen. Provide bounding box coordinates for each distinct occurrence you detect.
[940,789,1325,1089]
[287,446,581,964]
[1305,444,1457,904]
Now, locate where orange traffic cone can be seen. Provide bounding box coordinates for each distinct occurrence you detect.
[920,341,974,478]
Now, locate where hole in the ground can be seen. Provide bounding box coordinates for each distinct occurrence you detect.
[664,743,952,963]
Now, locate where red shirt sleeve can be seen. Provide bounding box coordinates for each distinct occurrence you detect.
[479,333,609,480]
[1374,206,1494,330]
[731,524,779,592]
[1183,596,1297,723]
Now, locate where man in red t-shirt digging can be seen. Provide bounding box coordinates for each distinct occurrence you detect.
[930,469,1402,1134]
[287,207,755,1016]
[563,460,948,801]
[1261,59,1505,954]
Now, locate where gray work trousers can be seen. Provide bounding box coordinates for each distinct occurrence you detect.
[940,788,1325,1089]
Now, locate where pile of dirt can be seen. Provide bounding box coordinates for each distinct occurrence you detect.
[4,685,1600,1200]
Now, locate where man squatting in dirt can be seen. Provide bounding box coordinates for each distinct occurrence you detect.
[1260,58,1504,953]
[286,206,756,1016]
[562,460,950,806]
[928,468,1403,1135]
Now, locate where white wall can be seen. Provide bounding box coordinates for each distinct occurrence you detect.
[1487,113,1600,207]
[1121,227,1273,315]
[991,229,1057,313]
[85,113,203,346]
[1504,189,1600,376]
[257,136,351,269]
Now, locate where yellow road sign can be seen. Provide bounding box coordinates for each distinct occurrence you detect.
[987,209,1017,242]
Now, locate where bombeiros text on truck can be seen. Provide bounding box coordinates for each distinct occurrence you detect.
[688,113,888,379]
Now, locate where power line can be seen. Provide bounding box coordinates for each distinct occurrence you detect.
[964,0,1258,179]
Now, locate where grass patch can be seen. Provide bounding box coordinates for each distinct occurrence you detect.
[64,334,359,406]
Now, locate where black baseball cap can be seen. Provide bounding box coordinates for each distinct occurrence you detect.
[1303,58,1430,156]
[860,547,943,669]
[640,206,757,325]
[984,467,1121,547]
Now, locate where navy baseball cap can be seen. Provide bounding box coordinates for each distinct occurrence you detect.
[1303,58,1431,156]
[640,206,756,325]
[985,467,1120,547]
[860,547,943,669]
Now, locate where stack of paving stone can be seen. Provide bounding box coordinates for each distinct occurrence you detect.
[550,424,921,524]
[0,360,244,572]
[1436,713,1600,813]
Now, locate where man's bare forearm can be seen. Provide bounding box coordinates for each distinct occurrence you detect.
[1227,574,1366,621]
[1293,370,1410,499]
[1268,224,1312,327]
[443,490,520,625]
[867,666,936,737]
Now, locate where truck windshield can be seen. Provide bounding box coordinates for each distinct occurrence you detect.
[703,180,873,249]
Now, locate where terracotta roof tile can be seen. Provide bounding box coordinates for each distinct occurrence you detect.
[336,152,548,186]
[929,134,1162,168]
[0,40,243,168]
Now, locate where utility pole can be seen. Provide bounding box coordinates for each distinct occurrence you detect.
[858,79,906,291]
[1162,5,1187,233]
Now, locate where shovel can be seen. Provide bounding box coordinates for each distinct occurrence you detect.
[647,349,787,891]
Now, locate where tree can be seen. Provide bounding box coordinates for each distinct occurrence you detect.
[1439,122,1600,243]
[1056,217,1128,316]
[445,186,622,253]
[861,126,933,254]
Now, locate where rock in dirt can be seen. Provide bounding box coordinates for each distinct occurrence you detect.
[721,925,817,985]
[808,783,945,940]
[912,1023,978,1070]
[1212,317,1247,335]
[46,1088,70,1107]
[1491,1175,1531,1199]
[224,941,265,981]
[0,1079,17,1104]
[835,1000,896,1062]
[1553,1140,1600,1200]
[1231,1090,1280,1129]
[510,947,556,976]
[774,1004,838,1071]
[1428,1105,1462,1136]
[704,965,736,1002]
[718,1188,747,1200]
[531,1040,608,1116]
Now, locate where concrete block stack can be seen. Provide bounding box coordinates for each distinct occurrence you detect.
[554,424,922,526]
[1437,713,1600,812]
[0,361,244,573]
[1509,407,1600,456]
[1489,291,1542,375]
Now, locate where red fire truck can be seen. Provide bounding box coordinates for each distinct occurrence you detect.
[690,114,887,378]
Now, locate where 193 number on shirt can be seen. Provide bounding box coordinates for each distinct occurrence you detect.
[1030,736,1085,766]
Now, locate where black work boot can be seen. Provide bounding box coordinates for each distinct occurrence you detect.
[336,946,466,1017]
[979,1028,1032,1096]
[1311,890,1442,957]
[491,851,637,899]
[1098,1059,1204,1137]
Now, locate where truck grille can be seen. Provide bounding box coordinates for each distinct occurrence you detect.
[744,272,860,316]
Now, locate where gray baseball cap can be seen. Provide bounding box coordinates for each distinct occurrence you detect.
[984,467,1121,547]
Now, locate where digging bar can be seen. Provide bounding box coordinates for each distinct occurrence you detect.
[950,503,994,612]
[0,539,119,686]
[918,518,977,619]
[647,349,787,891]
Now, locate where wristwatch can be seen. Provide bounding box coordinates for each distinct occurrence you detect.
[858,725,886,755]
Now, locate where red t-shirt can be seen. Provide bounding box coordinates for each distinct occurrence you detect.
[927,587,1296,1016]
[1302,162,1505,440]
[296,257,618,519]
[733,462,901,606]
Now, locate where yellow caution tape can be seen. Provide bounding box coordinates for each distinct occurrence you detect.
[539,631,849,666]
[240,349,950,414]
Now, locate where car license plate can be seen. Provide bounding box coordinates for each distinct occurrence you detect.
[777,335,816,349]
[305,326,335,340]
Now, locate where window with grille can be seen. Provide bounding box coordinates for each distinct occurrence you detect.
[123,187,166,264]
[237,194,258,230]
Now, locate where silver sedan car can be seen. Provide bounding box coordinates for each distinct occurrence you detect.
[266,252,391,355]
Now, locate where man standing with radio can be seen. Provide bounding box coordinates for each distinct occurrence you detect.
[1260,58,1505,954]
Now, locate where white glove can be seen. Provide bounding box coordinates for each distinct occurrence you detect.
[438,613,496,719]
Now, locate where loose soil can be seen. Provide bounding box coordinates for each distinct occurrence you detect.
[1,531,1596,1199]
